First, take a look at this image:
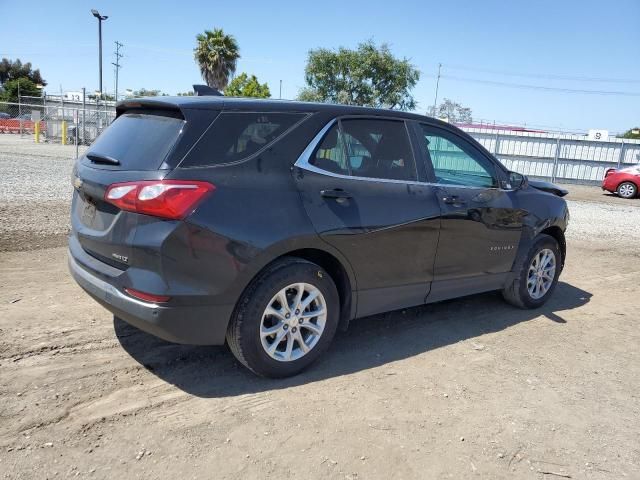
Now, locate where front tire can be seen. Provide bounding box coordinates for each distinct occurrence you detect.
[617,181,637,199]
[502,234,562,309]
[226,257,340,378]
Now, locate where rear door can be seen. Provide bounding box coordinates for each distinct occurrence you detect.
[294,117,441,317]
[416,124,525,284]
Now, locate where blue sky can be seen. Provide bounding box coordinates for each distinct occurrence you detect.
[1,0,638,132]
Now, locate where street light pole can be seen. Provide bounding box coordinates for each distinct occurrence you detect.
[91,9,108,98]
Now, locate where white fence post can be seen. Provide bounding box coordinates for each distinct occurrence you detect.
[617,140,625,169]
[551,138,561,183]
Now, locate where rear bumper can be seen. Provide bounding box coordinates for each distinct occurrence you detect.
[602,177,616,192]
[68,250,234,345]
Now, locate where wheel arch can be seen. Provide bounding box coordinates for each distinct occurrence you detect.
[540,225,566,268]
[617,179,638,197]
[274,248,355,330]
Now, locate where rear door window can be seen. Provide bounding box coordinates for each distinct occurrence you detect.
[86,113,185,169]
[181,112,306,167]
[310,118,417,181]
[341,119,417,181]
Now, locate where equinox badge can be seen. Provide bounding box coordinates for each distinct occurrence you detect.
[112,253,129,263]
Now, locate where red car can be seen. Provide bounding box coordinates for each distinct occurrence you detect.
[602,164,640,199]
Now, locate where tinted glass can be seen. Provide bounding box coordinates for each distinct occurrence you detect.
[310,119,417,181]
[310,124,349,175]
[341,119,416,181]
[182,112,305,166]
[87,113,184,169]
[420,126,497,188]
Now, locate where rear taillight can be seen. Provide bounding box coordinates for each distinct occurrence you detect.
[104,180,215,220]
[605,168,617,178]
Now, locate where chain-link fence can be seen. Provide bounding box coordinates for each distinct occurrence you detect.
[0,99,116,149]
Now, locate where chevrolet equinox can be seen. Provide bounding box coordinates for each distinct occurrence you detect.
[69,97,569,377]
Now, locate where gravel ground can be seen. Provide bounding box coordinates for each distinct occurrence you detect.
[0,138,83,251]
[0,137,79,203]
[568,200,640,249]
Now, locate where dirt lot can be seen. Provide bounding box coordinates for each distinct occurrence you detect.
[1,140,640,479]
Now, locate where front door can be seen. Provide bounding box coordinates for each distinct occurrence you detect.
[294,117,441,317]
[416,124,525,288]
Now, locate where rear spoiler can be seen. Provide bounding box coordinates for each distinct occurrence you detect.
[115,89,228,122]
[115,99,186,120]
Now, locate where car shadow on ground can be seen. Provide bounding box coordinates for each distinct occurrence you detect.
[114,281,591,398]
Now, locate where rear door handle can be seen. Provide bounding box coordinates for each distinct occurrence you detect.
[442,195,466,205]
[321,189,352,199]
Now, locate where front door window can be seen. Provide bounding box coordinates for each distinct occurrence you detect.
[419,125,497,188]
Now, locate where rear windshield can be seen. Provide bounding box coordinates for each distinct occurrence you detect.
[180,112,306,167]
[87,113,185,169]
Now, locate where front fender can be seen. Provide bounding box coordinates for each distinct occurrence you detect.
[507,192,568,284]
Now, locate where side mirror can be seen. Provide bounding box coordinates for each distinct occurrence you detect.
[507,171,527,190]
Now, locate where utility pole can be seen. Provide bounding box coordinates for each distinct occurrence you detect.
[112,41,124,101]
[432,63,442,117]
[279,80,282,99]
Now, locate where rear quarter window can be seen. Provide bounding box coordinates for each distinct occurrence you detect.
[180,112,307,167]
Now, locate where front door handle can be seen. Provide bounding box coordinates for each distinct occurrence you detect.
[321,189,352,199]
[442,195,466,205]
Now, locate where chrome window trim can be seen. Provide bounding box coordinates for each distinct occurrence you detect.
[294,118,424,186]
[294,118,514,191]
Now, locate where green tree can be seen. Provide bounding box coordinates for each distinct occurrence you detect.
[194,28,240,90]
[621,127,640,140]
[177,91,195,96]
[0,78,42,102]
[132,88,166,97]
[87,92,116,101]
[0,58,46,86]
[427,98,473,123]
[298,40,420,110]
[224,73,270,98]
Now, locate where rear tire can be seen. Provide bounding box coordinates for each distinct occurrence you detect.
[617,181,637,199]
[502,234,562,309]
[226,257,340,378]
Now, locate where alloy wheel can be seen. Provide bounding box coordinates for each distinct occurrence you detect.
[260,283,327,362]
[527,248,556,300]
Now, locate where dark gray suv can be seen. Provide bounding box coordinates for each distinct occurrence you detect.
[69,96,569,377]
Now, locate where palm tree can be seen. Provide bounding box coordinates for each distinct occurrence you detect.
[194,28,240,90]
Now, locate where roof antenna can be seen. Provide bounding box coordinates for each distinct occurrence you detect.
[193,85,224,96]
